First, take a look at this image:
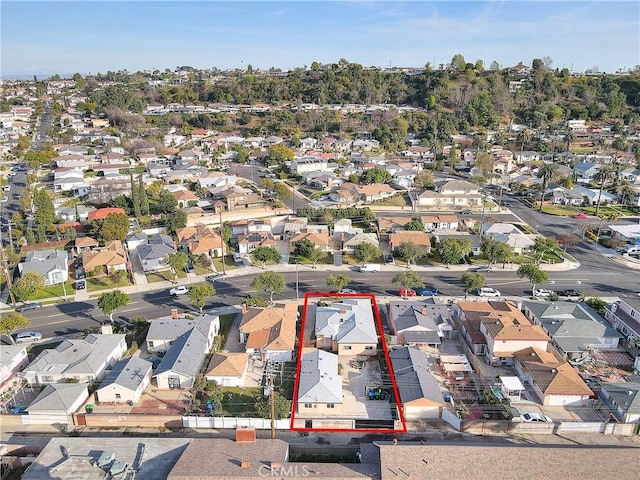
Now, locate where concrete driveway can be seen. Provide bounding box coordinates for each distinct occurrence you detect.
[340,358,393,420]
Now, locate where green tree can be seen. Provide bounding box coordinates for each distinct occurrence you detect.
[460,272,486,299]
[392,271,425,297]
[516,263,549,295]
[251,246,282,269]
[536,163,560,210]
[437,238,471,268]
[265,143,294,166]
[481,239,512,267]
[164,210,188,235]
[354,242,382,265]
[307,249,325,269]
[592,164,617,218]
[187,283,216,314]
[584,296,607,315]
[254,392,291,420]
[139,174,150,215]
[97,290,131,322]
[108,268,127,285]
[162,252,189,281]
[272,183,291,200]
[12,272,45,302]
[360,167,392,184]
[293,239,315,258]
[96,212,130,242]
[157,190,178,214]
[131,171,141,218]
[404,219,425,231]
[0,312,30,344]
[326,274,352,292]
[260,178,275,191]
[394,241,427,267]
[533,237,558,265]
[413,170,435,189]
[250,271,285,303]
[32,188,55,230]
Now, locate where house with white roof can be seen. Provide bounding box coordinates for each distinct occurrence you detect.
[18,249,69,286]
[297,348,343,415]
[480,223,536,253]
[315,299,378,356]
[95,356,153,404]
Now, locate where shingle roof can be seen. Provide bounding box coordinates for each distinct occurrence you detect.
[599,382,640,416]
[315,299,378,344]
[28,383,88,412]
[97,356,152,393]
[297,349,343,404]
[205,353,249,377]
[389,347,442,405]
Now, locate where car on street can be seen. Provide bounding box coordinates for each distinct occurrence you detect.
[398,287,417,297]
[13,331,43,343]
[169,286,188,296]
[206,273,228,282]
[338,288,357,294]
[573,212,588,219]
[76,280,86,290]
[468,265,492,273]
[520,412,552,423]
[533,288,555,298]
[15,302,43,312]
[460,210,472,215]
[561,289,581,298]
[416,286,439,296]
[476,287,501,297]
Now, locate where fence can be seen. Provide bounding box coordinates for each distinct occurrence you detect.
[182,416,289,430]
[75,413,182,428]
[441,408,462,430]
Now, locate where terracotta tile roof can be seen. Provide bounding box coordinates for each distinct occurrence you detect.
[389,231,431,247]
[205,352,249,377]
[188,233,224,254]
[289,231,331,247]
[240,304,297,353]
[173,190,198,201]
[87,207,126,221]
[75,236,98,247]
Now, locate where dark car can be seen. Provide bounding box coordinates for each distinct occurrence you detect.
[184,262,195,273]
[561,289,581,297]
[76,280,86,290]
[416,286,439,296]
[385,254,395,264]
[76,268,85,279]
[16,302,43,312]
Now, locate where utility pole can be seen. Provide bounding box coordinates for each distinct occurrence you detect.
[219,210,226,275]
[0,243,17,307]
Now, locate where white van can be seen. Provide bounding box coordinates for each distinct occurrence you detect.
[625,245,640,255]
[360,263,381,273]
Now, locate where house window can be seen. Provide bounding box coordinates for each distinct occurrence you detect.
[115,394,121,399]
[148,341,154,348]
[343,346,352,350]
[327,403,335,409]
[365,346,374,350]
[304,403,312,409]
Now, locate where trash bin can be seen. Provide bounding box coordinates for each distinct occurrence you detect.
[85,404,94,414]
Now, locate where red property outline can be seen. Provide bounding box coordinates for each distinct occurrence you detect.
[289,292,407,433]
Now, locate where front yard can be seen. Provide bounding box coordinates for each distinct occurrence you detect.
[86,276,133,292]
[541,205,580,216]
[29,281,75,300]
[369,192,411,207]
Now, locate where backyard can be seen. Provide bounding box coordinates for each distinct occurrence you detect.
[219,386,261,416]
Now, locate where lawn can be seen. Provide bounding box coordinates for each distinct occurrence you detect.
[29,281,75,300]
[582,205,638,218]
[146,270,174,283]
[86,276,132,292]
[542,205,580,216]
[370,193,410,207]
[212,255,237,272]
[289,252,333,266]
[514,224,537,234]
[220,387,261,416]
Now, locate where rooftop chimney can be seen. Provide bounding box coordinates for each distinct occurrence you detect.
[171,309,179,319]
[235,426,256,443]
[101,323,113,335]
[340,308,347,314]
[421,308,427,315]
[242,303,248,314]
[241,460,250,468]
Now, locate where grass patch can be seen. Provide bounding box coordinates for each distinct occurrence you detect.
[370,193,410,207]
[194,264,213,275]
[86,276,132,292]
[220,387,261,416]
[29,281,75,300]
[146,270,174,283]
[290,252,333,266]
[514,223,537,234]
[212,255,237,272]
[541,205,580,216]
[582,205,637,218]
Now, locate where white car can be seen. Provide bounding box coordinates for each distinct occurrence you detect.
[169,286,188,296]
[338,288,357,294]
[13,331,43,343]
[520,412,552,423]
[533,288,554,298]
[477,287,501,297]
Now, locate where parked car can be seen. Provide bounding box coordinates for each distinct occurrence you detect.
[76,279,86,290]
[416,286,439,296]
[533,288,554,298]
[561,289,581,298]
[169,286,188,296]
[573,212,588,219]
[206,273,228,282]
[15,302,42,312]
[233,252,244,264]
[76,268,85,279]
[476,287,501,297]
[338,288,357,294]
[384,255,395,265]
[359,263,381,273]
[520,412,552,423]
[460,210,473,215]
[184,262,195,273]
[469,265,492,273]
[399,287,417,297]
[73,259,82,269]
[13,331,42,343]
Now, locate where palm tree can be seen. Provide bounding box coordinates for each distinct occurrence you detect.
[536,163,559,210]
[592,164,617,218]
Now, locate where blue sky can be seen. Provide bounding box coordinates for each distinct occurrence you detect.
[1,1,638,76]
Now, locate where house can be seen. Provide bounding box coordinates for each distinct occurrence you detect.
[608,224,640,245]
[204,353,250,387]
[87,207,126,221]
[236,231,277,255]
[25,383,89,425]
[291,156,330,174]
[340,232,379,254]
[197,173,237,189]
[18,249,69,286]
[513,347,593,406]
[208,185,268,212]
[480,223,536,253]
[598,381,640,423]
[388,231,431,253]
[454,301,549,365]
[238,303,297,361]
[21,334,127,385]
[573,162,600,182]
[377,216,414,233]
[95,356,153,404]
[388,300,453,347]
[605,298,640,352]
[432,232,482,256]
[389,346,444,419]
[290,229,332,252]
[522,301,622,362]
[152,315,219,389]
[82,240,128,274]
[137,234,176,272]
[417,180,482,210]
[173,189,199,208]
[297,348,343,415]
[125,232,148,250]
[0,344,28,385]
[315,299,378,356]
[75,236,99,254]
[53,168,85,192]
[420,215,459,232]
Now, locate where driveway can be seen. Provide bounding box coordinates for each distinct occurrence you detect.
[128,248,148,286]
[340,358,393,420]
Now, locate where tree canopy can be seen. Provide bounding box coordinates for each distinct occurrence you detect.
[188,283,216,313]
[97,290,131,322]
[249,271,286,303]
[0,312,30,344]
[251,246,282,269]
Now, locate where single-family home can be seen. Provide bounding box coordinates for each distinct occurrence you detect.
[18,249,69,286]
[290,229,332,252]
[297,348,343,415]
[377,216,414,234]
[82,240,128,275]
[522,301,622,362]
[420,215,459,232]
[137,234,176,272]
[173,189,199,208]
[25,383,89,425]
[75,236,99,254]
[291,157,330,175]
[480,223,536,253]
[573,162,600,182]
[95,356,153,404]
[151,315,219,389]
[238,304,297,362]
[389,231,431,253]
[454,301,549,366]
[432,232,482,256]
[21,334,127,385]
[340,232,379,254]
[204,352,250,387]
[315,299,378,356]
[598,381,640,423]
[0,345,29,385]
[87,207,127,222]
[513,347,593,406]
[389,346,444,419]
[388,300,453,347]
[236,231,277,255]
[53,168,85,192]
[605,298,640,351]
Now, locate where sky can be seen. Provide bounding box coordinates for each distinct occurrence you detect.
[1,1,639,77]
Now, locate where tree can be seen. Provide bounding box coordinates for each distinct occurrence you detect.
[265,143,294,166]
[260,178,275,191]
[12,272,45,302]
[533,236,558,265]
[450,53,466,70]
[96,212,130,242]
[139,174,150,215]
[592,164,617,218]
[481,239,512,267]
[164,210,188,235]
[188,283,216,314]
[394,241,427,267]
[360,167,392,184]
[251,246,282,269]
[516,263,549,295]
[0,312,30,344]
[413,170,435,189]
[536,163,560,210]
[32,188,55,230]
[272,183,291,200]
[437,238,471,268]
[307,249,325,269]
[108,268,127,285]
[162,251,189,281]
[460,272,486,299]
[97,290,131,322]
[131,171,141,218]
[157,190,178,214]
[556,232,580,253]
[326,274,352,292]
[405,219,425,231]
[392,271,425,297]
[584,296,607,315]
[250,271,285,303]
[254,392,291,420]
[354,242,382,265]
